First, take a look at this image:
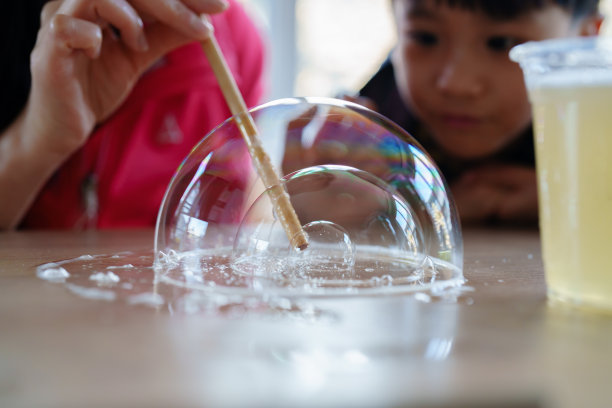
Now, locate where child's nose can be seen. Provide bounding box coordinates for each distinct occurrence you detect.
[435,51,485,97]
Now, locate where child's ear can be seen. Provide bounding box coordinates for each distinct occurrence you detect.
[579,13,604,36]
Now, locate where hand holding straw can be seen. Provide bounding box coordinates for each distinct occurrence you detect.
[200,16,309,251]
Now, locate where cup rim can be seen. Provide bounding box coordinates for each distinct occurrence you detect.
[509,35,612,63]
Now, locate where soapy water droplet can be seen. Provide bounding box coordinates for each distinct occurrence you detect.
[89,271,120,286]
[36,263,70,282]
[107,264,134,270]
[413,293,432,303]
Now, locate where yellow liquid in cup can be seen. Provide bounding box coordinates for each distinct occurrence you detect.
[530,79,612,310]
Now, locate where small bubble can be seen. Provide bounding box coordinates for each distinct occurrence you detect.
[89,271,120,285]
[414,293,431,303]
[107,264,134,270]
[36,263,70,282]
[76,255,95,261]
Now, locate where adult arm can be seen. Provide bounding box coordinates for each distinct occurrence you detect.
[0,0,229,229]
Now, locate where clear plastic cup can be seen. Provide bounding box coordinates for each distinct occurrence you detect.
[511,37,612,310]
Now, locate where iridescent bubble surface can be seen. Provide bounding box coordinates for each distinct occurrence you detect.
[154,97,463,295]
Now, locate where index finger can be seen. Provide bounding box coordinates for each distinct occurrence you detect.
[41,1,62,25]
[131,0,228,39]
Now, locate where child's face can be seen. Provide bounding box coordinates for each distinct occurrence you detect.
[392,0,589,159]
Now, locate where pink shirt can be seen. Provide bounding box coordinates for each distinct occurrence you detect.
[21,1,266,229]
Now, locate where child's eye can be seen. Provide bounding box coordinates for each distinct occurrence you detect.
[486,36,519,52]
[408,30,438,47]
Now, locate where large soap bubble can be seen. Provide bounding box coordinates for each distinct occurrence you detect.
[232,165,425,287]
[154,97,463,295]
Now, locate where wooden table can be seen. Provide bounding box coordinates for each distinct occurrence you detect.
[1,228,611,407]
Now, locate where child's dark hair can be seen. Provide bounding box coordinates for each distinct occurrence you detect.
[431,0,599,21]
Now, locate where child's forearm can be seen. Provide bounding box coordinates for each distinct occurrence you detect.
[0,110,74,230]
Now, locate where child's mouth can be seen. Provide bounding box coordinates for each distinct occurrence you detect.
[440,114,481,129]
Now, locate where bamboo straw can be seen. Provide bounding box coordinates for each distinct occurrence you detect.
[200,17,308,251]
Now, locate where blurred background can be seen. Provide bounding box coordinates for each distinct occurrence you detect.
[237,0,612,103]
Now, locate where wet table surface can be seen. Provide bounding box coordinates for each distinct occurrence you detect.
[1,228,611,408]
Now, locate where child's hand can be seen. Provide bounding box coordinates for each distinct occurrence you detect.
[25,0,228,157]
[451,165,539,225]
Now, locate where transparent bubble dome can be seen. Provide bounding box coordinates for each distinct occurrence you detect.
[154,97,463,296]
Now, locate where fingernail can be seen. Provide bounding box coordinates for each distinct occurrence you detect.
[138,33,149,51]
[191,14,212,37]
[215,0,229,10]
